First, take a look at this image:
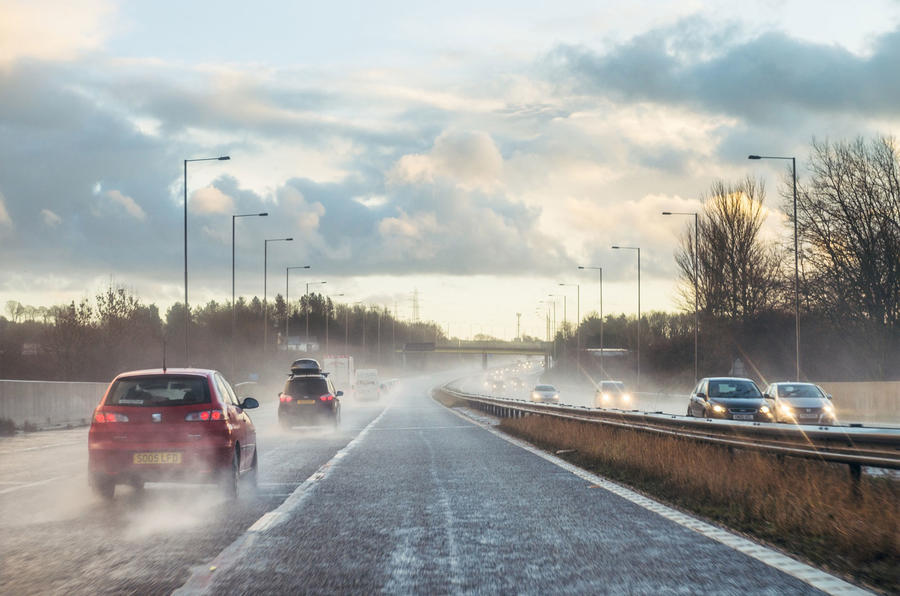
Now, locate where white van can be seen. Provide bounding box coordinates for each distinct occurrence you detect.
[355,369,380,401]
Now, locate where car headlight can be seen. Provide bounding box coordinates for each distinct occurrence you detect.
[531,392,539,399]
[712,404,726,413]
[759,405,771,414]
[823,404,835,414]
[622,393,631,402]
[601,392,610,402]
[779,405,794,415]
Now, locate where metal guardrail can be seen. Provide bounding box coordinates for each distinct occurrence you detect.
[436,384,900,473]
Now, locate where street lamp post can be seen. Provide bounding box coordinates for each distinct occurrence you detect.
[612,245,641,391]
[546,295,559,338]
[285,265,311,348]
[305,281,327,349]
[578,266,603,376]
[662,211,700,383]
[749,154,801,381]
[263,237,293,353]
[324,293,344,354]
[559,282,580,359]
[231,211,267,377]
[183,155,229,365]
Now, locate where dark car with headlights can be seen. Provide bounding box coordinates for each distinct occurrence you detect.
[763,382,836,425]
[278,373,342,429]
[686,377,774,422]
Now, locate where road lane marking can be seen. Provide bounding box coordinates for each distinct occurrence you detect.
[0,475,71,495]
[0,441,82,455]
[174,405,391,595]
[444,405,870,596]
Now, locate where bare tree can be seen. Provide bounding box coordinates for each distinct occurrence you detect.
[794,137,900,373]
[675,177,783,321]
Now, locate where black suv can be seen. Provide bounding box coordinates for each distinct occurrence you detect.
[278,373,342,429]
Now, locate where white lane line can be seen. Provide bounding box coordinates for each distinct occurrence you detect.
[444,406,870,596]
[0,475,72,495]
[0,441,82,455]
[174,406,391,595]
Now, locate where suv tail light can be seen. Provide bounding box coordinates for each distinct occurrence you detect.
[319,394,334,401]
[185,410,226,421]
[93,411,129,423]
[279,394,293,403]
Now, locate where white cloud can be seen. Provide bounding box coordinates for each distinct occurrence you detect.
[378,210,439,259]
[190,186,235,215]
[389,130,503,190]
[105,189,146,220]
[0,0,114,68]
[279,185,325,232]
[40,208,61,227]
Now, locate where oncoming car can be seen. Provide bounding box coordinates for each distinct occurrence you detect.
[594,381,631,408]
[686,377,774,422]
[763,382,837,425]
[88,368,259,500]
[279,373,342,429]
[531,384,560,404]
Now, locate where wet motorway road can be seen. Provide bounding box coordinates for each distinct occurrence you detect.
[1,375,864,595]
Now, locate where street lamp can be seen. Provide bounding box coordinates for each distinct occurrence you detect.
[263,237,293,353]
[662,211,700,383]
[612,245,641,391]
[285,265,311,347]
[546,295,560,338]
[559,283,580,355]
[183,155,229,364]
[749,154,801,381]
[324,293,344,355]
[578,266,603,377]
[231,211,267,377]
[305,281,327,348]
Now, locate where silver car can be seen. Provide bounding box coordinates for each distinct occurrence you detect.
[531,384,560,403]
[764,382,836,425]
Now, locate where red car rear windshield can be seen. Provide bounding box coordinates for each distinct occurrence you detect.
[106,375,211,407]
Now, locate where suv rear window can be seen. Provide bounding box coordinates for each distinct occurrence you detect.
[284,376,329,398]
[106,375,211,406]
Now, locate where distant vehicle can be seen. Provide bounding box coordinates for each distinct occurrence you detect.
[278,373,342,429]
[686,377,774,422]
[324,355,354,392]
[594,380,631,408]
[88,368,260,500]
[531,384,560,404]
[763,382,836,425]
[489,379,505,394]
[356,369,380,401]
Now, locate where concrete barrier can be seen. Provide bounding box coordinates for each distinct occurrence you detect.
[0,380,108,429]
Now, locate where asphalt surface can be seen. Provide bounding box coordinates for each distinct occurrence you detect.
[177,378,834,595]
[0,371,856,595]
[0,380,388,595]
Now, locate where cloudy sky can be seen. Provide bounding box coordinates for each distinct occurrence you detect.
[2,0,899,339]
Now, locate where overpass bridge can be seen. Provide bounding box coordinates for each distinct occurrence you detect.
[399,341,552,368]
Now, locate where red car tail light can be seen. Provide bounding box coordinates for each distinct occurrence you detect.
[279,393,293,403]
[319,394,334,401]
[93,412,129,423]
[185,410,226,421]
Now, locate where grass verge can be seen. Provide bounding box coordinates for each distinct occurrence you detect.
[499,414,899,593]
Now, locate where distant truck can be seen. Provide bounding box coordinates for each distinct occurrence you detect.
[323,355,354,393]
[355,368,380,401]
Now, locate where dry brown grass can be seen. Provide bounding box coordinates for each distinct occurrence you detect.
[431,389,468,408]
[500,415,899,593]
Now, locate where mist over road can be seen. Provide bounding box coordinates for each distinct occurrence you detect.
[1,373,857,594]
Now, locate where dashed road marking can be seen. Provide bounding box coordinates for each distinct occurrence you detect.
[174,406,391,595]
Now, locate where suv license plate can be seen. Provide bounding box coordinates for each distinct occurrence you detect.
[296,399,316,404]
[733,414,754,420]
[134,452,182,464]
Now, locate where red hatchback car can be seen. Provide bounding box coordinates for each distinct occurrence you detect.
[88,368,259,500]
